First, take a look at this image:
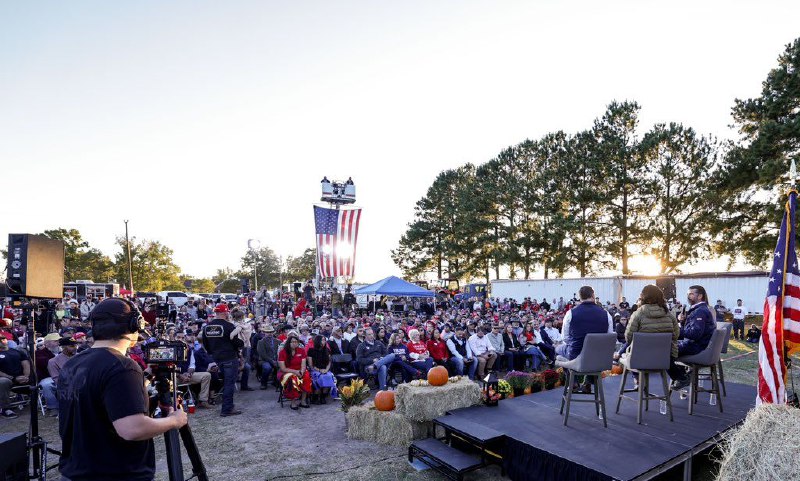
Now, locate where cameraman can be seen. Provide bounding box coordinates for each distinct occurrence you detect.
[199,304,244,417]
[58,298,187,481]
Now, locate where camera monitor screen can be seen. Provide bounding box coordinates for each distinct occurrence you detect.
[149,347,176,361]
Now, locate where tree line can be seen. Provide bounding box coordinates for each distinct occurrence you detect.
[393,38,800,282]
[5,228,317,293]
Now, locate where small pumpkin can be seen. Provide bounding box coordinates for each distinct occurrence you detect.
[374,390,395,411]
[427,366,449,386]
[611,364,624,375]
[523,386,532,395]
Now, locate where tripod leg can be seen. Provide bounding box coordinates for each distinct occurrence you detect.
[179,423,209,481]
[163,428,184,481]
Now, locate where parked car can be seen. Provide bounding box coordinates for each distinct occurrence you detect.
[156,291,189,307]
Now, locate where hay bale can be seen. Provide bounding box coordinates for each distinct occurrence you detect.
[395,378,482,422]
[345,402,431,447]
[716,404,800,481]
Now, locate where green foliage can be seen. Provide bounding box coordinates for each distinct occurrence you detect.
[187,278,216,293]
[40,228,115,282]
[238,246,281,288]
[714,38,800,266]
[285,248,317,283]
[114,237,182,292]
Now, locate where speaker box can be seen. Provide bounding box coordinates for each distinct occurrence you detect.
[6,234,65,299]
[0,432,28,481]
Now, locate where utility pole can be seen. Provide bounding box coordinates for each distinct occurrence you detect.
[124,220,134,294]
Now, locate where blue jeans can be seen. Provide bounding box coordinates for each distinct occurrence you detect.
[524,346,546,370]
[410,358,433,374]
[240,362,251,389]
[260,362,274,387]
[40,377,58,410]
[364,353,397,390]
[220,359,239,415]
[449,357,478,379]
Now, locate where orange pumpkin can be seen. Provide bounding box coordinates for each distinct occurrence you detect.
[374,390,395,411]
[427,366,449,386]
[611,364,624,375]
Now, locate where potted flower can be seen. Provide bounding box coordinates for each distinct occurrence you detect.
[541,369,560,391]
[339,378,371,413]
[505,371,530,397]
[529,372,544,393]
[496,379,512,399]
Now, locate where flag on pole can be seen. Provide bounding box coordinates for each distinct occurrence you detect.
[314,206,362,278]
[758,190,800,404]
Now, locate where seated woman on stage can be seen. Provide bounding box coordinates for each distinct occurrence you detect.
[427,328,450,368]
[278,336,312,410]
[306,335,336,405]
[623,284,680,387]
[406,329,434,373]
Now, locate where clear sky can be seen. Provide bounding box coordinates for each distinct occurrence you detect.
[1,1,798,283]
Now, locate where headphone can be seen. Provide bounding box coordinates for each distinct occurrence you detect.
[90,298,146,335]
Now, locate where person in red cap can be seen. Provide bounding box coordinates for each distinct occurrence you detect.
[199,303,244,416]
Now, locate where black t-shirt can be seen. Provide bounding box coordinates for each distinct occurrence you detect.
[58,348,154,481]
[200,319,242,362]
[0,348,26,377]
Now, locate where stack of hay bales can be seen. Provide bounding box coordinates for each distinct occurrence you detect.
[346,378,481,446]
[716,404,800,481]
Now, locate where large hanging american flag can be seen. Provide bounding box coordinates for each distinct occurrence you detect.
[758,190,800,404]
[314,206,362,278]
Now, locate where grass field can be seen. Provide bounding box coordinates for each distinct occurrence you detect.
[1,339,772,481]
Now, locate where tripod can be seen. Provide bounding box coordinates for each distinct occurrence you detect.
[151,364,209,481]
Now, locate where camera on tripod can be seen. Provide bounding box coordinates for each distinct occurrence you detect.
[143,340,188,364]
[155,302,170,318]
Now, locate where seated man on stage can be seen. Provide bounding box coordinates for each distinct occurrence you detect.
[669,285,715,390]
[556,286,613,361]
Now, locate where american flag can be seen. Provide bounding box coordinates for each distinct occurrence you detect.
[314,206,362,278]
[758,190,800,404]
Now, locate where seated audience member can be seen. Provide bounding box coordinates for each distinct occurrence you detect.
[355,328,394,390]
[175,331,212,408]
[467,327,497,379]
[327,326,350,355]
[427,328,450,368]
[306,335,336,404]
[387,333,421,383]
[278,336,312,410]
[406,329,434,373]
[557,286,614,361]
[615,315,627,343]
[257,325,280,389]
[0,332,30,418]
[671,285,715,389]
[446,326,478,377]
[746,324,761,344]
[485,325,507,370]
[37,333,61,410]
[42,337,79,412]
[520,322,548,370]
[502,324,526,370]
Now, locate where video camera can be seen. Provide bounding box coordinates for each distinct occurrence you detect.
[143,340,188,364]
[155,302,170,318]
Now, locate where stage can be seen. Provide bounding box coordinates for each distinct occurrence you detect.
[437,374,755,481]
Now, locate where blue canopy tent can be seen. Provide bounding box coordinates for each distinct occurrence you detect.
[355,276,435,312]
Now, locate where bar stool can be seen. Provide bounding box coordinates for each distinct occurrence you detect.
[675,328,726,415]
[615,332,674,424]
[715,322,733,396]
[556,333,616,428]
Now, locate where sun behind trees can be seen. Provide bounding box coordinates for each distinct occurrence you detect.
[394,38,800,282]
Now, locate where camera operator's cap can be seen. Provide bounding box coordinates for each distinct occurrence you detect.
[43,333,61,341]
[59,337,77,346]
[213,304,229,313]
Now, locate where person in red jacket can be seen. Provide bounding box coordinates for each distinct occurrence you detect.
[406,329,433,373]
[426,328,449,368]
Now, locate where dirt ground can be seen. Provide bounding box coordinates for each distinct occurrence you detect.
[0,340,765,481]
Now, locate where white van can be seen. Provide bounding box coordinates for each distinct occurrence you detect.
[156,291,189,307]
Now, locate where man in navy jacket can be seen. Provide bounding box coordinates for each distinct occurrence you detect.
[670,285,716,389]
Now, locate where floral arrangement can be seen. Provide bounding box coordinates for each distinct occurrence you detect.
[505,371,532,391]
[529,373,544,393]
[482,384,501,405]
[339,378,371,412]
[496,379,512,397]
[541,369,562,390]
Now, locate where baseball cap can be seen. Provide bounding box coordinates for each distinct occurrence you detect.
[59,337,77,346]
[213,304,229,313]
[0,331,14,340]
[74,332,87,340]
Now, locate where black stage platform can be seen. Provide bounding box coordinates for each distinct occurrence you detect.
[438,375,755,481]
